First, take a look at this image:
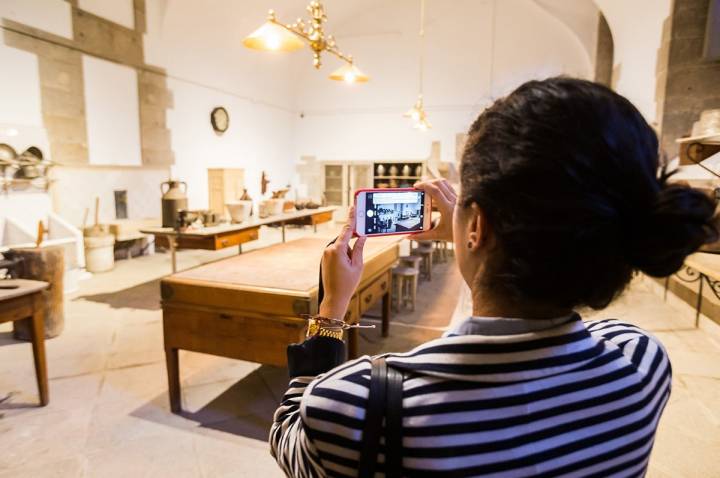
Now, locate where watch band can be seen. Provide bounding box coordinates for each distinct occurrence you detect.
[307,316,344,340]
[303,315,376,341]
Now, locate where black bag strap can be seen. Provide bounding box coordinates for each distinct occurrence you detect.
[359,357,404,478]
[359,357,387,477]
[384,364,404,476]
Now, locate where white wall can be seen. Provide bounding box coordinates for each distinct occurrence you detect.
[294,0,594,164]
[166,79,296,209]
[144,0,299,209]
[594,0,673,123]
[51,167,169,226]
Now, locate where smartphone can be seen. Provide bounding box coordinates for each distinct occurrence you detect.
[354,188,432,237]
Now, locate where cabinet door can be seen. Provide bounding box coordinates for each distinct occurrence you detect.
[208,170,225,215]
[347,163,373,205]
[323,165,344,206]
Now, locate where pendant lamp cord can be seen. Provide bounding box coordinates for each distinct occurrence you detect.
[419,0,425,98]
[489,0,496,98]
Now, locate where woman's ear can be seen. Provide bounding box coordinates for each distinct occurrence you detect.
[466,203,487,252]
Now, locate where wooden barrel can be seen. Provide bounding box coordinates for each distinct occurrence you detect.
[12,245,65,339]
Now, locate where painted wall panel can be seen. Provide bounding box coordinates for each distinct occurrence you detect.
[83,55,142,166]
[77,0,135,30]
[0,43,43,127]
[0,0,72,39]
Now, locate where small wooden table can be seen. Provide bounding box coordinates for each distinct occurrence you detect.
[666,252,720,326]
[160,235,400,413]
[0,279,49,406]
[141,207,337,273]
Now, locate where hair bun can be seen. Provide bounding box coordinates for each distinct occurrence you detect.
[627,184,718,277]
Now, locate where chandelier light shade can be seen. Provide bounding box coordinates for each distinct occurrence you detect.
[242,2,369,84]
[328,62,369,83]
[242,20,305,52]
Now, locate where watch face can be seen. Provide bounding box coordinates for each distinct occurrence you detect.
[211,107,229,133]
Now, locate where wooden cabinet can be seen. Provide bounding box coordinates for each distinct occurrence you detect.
[207,168,244,218]
[359,271,391,315]
[321,162,374,216]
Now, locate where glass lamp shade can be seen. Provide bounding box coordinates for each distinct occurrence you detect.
[403,107,421,121]
[242,21,305,52]
[414,118,431,131]
[328,63,369,83]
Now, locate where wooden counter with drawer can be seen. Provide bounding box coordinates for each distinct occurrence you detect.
[160,235,400,413]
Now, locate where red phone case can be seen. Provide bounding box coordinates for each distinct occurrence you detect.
[353,188,429,237]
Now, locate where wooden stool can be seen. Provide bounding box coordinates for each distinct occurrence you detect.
[411,245,434,281]
[400,255,423,271]
[433,241,449,263]
[392,266,419,311]
[0,279,49,406]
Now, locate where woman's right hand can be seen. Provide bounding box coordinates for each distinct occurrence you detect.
[412,179,457,242]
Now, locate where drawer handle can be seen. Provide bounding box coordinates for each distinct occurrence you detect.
[219,313,232,320]
[380,281,387,291]
[221,239,229,246]
[364,294,373,304]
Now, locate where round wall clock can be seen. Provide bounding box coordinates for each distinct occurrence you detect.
[211,107,229,134]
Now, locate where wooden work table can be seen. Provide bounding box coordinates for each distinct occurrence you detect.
[141,206,337,272]
[0,279,49,406]
[160,235,400,413]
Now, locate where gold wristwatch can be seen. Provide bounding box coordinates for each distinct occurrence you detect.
[306,316,345,340]
[303,315,376,340]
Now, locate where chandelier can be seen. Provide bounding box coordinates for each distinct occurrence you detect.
[243,1,369,84]
[404,0,431,130]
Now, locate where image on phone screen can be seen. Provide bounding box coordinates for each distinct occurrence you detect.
[363,191,425,235]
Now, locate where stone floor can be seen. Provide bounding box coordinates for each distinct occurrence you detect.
[0,223,719,477]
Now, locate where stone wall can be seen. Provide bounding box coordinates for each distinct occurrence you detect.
[594,13,614,87]
[658,0,720,157]
[1,0,173,167]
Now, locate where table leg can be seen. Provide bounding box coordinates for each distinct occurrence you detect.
[695,276,704,328]
[29,293,49,406]
[314,223,318,233]
[238,244,243,254]
[169,237,177,274]
[427,250,433,281]
[348,328,359,359]
[165,347,181,413]
[281,222,286,243]
[382,291,390,337]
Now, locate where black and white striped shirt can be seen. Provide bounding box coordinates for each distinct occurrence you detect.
[270,315,671,477]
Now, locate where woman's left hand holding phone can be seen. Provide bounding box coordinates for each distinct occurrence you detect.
[319,207,367,320]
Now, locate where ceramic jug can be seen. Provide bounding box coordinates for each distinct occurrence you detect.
[161,180,188,228]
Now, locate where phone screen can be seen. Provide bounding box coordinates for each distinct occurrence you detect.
[361,190,426,235]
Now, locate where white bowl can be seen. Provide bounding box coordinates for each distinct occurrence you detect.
[226,200,253,223]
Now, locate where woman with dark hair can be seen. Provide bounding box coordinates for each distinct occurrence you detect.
[269,78,718,477]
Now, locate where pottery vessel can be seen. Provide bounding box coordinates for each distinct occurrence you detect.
[226,200,253,223]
